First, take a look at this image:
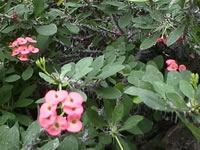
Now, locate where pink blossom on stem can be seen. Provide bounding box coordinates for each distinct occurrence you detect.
[45,90,68,104]
[39,102,57,118]
[16,37,27,45]
[166,59,176,66]
[18,54,29,61]
[39,114,56,128]
[46,116,68,136]
[11,48,20,56]
[19,45,30,55]
[25,37,37,43]
[63,92,83,108]
[66,114,83,133]
[167,62,178,71]
[178,64,187,71]
[9,40,18,48]
[28,45,39,53]
[63,105,84,116]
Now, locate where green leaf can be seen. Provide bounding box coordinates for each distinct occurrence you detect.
[19,84,37,99]
[128,117,153,135]
[86,108,107,128]
[33,0,45,16]
[125,86,170,111]
[22,121,41,149]
[73,57,93,80]
[0,85,13,105]
[167,25,185,46]
[119,115,144,131]
[40,138,59,150]
[167,71,182,86]
[150,10,164,22]
[87,55,104,80]
[65,22,80,34]
[39,72,55,83]
[15,98,34,107]
[36,23,57,36]
[166,93,189,110]
[22,67,33,80]
[142,65,163,84]
[15,113,33,126]
[58,136,78,150]
[179,80,195,100]
[140,34,160,50]
[97,64,124,79]
[112,103,124,125]
[0,125,20,150]
[5,74,20,82]
[95,87,122,99]
[60,64,72,80]
[118,13,132,28]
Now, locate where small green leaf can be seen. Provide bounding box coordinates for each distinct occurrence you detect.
[119,115,144,131]
[140,34,160,50]
[65,22,80,34]
[179,80,195,100]
[73,57,93,80]
[36,24,57,36]
[125,86,170,111]
[118,13,131,28]
[112,103,124,125]
[60,64,72,80]
[40,138,59,150]
[33,0,45,16]
[167,25,185,46]
[97,64,124,79]
[5,74,20,82]
[142,65,163,84]
[58,136,78,150]
[95,87,122,99]
[22,67,33,80]
[86,108,107,128]
[23,121,41,149]
[166,93,189,110]
[39,72,55,83]
[15,98,34,107]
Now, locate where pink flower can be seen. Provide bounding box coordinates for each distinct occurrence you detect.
[18,54,29,61]
[156,38,167,45]
[63,92,83,108]
[16,37,27,45]
[178,64,186,71]
[39,114,56,128]
[11,48,20,56]
[45,90,68,104]
[63,105,84,116]
[46,116,68,136]
[25,37,37,43]
[39,102,57,118]
[66,114,83,133]
[9,41,18,48]
[166,59,176,66]
[28,45,39,53]
[19,45,30,55]
[167,62,178,71]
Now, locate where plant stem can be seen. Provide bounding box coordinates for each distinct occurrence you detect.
[114,135,124,150]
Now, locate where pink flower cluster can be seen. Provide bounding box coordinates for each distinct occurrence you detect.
[166,59,187,71]
[39,90,84,136]
[9,37,39,61]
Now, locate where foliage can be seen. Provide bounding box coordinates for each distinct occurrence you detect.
[0,0,200,149]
